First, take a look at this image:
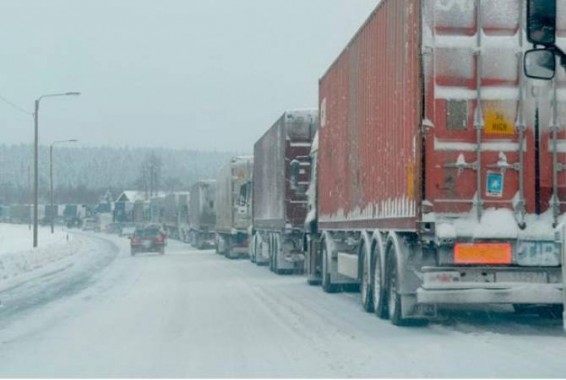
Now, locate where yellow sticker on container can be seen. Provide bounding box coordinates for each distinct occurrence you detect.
[484,109,514,135]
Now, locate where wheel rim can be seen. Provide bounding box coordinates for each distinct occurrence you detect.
[388,260,397,318]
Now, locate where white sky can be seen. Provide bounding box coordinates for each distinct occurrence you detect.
[0,0,379,153]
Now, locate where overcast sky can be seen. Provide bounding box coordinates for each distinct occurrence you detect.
[0,0,379,153]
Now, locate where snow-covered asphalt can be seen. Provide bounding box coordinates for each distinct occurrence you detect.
[0,234,565,377]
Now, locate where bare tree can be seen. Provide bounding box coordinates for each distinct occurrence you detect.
[138,151,163,198]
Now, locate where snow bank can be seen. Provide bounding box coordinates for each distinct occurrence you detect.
[0,224,80,287]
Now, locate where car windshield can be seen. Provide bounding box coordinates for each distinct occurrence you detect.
[135,228,161,238]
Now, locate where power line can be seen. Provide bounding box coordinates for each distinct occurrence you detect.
[0,94,32,116]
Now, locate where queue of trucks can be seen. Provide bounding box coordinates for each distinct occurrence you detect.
[189,0,565,327]
[3,0,557,327]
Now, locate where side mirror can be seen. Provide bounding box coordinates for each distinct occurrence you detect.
[524,49,556,80]
[527,0,557,46]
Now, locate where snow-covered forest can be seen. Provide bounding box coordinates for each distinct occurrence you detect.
[0,144,237,204]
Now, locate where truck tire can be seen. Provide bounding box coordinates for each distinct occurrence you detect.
[225,237,235,259]
[372,245,388,319]
[251,234,258,263]
[306,238,322,285]
[322,242,339,293]
[268,235,275,272]
[514,304,564,318]
[360,244,374,312]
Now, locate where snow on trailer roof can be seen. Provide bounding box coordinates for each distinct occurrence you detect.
[284,109,318,119]
[254,109,318,144]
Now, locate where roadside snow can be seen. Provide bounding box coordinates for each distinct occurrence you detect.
[0,224,81,289]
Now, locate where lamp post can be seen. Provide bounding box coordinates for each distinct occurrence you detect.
[33,92,80,248]
[50,139,77,233]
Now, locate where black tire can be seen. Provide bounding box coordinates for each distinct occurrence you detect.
[307,276,321,286]
[538,305,564,319]
[306,239,322,285]
[130,249,136,256]
[512,304,531,314]
[360,245,374,312]
[321,242,339,293]
[514,304,564,318]
[159,247,165,255]
[268,236,275,272]
[373,248,388,319]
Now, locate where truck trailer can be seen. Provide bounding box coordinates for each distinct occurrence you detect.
[250,110,318,273]
[305,0,564,326]
[161,192,190,241]
[215,156,253,259]
[188,180,217,249]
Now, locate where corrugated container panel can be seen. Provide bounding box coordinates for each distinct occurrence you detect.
[253,116,286,229]
[189,180,216,230]
[254,111,318,230]
[215,162,234,233]
[319,0,421,230]
[423,0,535,215]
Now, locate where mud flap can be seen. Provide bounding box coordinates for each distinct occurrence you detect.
[401,294,437,319]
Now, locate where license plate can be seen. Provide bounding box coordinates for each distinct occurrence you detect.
[454,243,512,264]
[496,271,547,283]
[142,240,152,248]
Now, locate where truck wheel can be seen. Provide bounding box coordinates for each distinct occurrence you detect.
[372,247,388,319]
[514,304,564,318]
[250,235,256,263]
[131,248,136,256]
[360,244,374,312]
[538,305,563,319]
[322,243,339,293]
[159,247,165,255]
[268,235,275,272]
[306,238,322,285]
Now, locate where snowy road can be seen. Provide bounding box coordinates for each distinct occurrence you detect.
[0,235,565,377]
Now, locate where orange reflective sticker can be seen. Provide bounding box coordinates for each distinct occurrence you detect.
[454,243,512,264]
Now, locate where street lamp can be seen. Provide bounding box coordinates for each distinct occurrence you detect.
[33,92,81,247]
[50,139,78,233]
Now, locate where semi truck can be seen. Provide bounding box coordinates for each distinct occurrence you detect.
[161,192,190,241]
[188,180,217,249]
[250,110,318,273]
[215,156,253,259]
[304,0,564,326]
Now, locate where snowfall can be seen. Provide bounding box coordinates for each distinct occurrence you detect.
[0,223,565,378]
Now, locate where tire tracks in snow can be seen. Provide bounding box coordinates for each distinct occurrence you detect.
[0,233,119,330]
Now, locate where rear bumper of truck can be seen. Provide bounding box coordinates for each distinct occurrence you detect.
[417,266,563,305]
[417,283,563,304]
